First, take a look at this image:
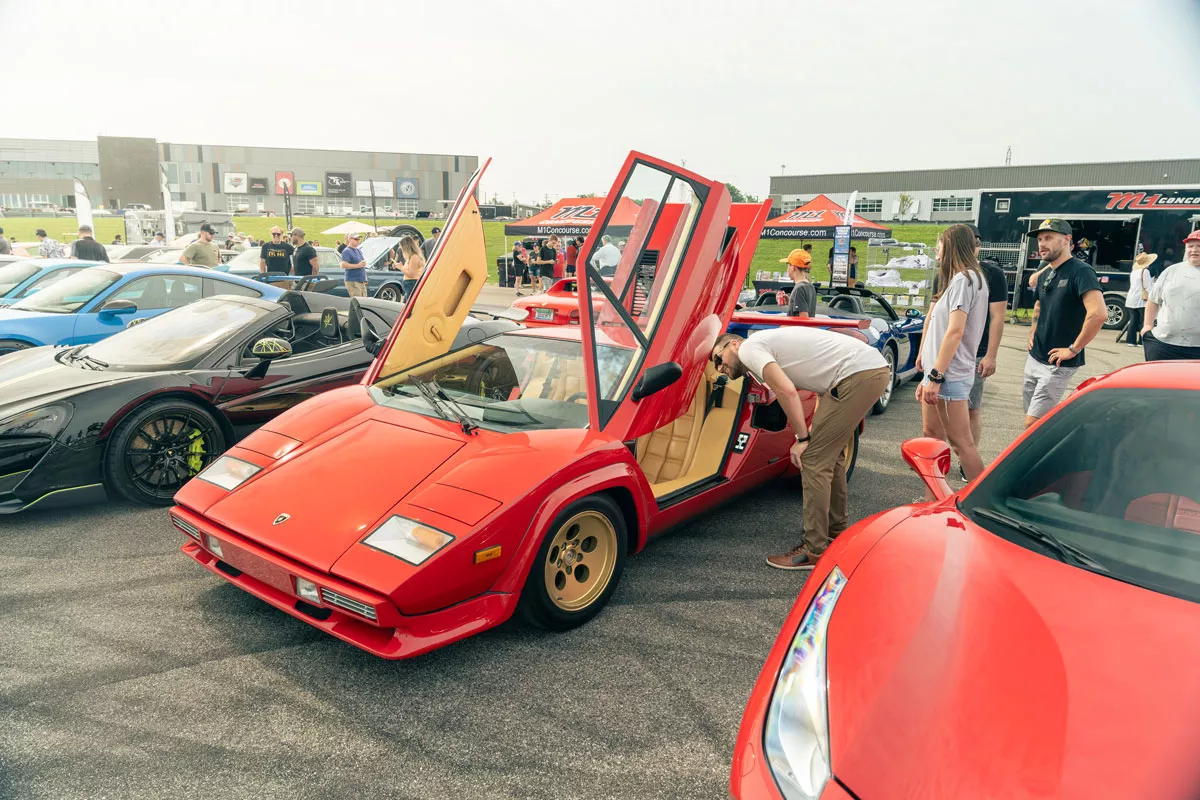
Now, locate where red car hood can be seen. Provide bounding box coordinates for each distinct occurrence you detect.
[206,419,464,572]
[827,510,1200,799]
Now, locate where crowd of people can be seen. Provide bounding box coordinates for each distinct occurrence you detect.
[510,235,586,295]
[710,220,1200,571]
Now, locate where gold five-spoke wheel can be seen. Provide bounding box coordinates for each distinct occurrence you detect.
[543,510,619,612]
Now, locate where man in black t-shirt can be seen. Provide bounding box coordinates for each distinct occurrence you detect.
[70,225,109,262]
[259,226,294,275]
[290,228,319,277]
[1023,219,1105,427]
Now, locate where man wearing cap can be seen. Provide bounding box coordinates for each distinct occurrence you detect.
[181,223,221,268]
[340,233,368,297]
[70,225,109,262]
[1023,219,1105,428]
[1141,231,1200,360]
[777,249,816,317]
[259,225,294,276]
[421,226,441,259]
[290,228,319,277]
[152,231,168,247]
[36,229,65,259]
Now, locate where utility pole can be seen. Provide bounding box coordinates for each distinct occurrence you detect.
[1005,146,1012,167]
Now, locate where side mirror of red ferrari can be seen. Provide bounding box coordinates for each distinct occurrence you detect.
[901,437,953,501]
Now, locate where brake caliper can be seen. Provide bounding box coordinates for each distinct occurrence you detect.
[187,428,207,475]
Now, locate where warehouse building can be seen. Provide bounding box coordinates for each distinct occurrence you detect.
[769,158,1200,223]
[0,136,479,216]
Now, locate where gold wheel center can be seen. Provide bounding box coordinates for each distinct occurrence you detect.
[544,510,618,613]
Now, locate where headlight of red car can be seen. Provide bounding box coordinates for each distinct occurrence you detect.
[763,566,847,799]
[196,455,261,491]
[361,516,454,565]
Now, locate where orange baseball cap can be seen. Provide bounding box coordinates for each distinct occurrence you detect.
[780,249,813,268]
[1183,230,1200,244]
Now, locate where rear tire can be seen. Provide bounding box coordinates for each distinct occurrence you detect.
[871,346,897,415]
[519,495,627,631]
[0,339,32,357]
[104,399,226,506]
[1102,293,1126,330]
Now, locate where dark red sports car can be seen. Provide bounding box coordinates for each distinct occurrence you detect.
[731,361,1200,800]
[170,152,871,659]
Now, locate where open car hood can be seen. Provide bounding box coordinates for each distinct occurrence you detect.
[826,514,1200,799]
[206,418,466,572]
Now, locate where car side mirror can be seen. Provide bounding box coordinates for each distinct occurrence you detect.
[905,307,922,319]
[251,336,292,360]
[900,437,953,501]
[631,362,682,401]
[99,298,137,316]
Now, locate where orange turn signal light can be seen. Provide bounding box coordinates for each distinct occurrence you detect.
[474,545,502,564]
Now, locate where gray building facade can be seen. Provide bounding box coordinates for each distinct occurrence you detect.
[0,136,479,216]
[770,159,1200,224]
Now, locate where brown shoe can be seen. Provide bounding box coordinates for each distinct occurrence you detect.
[766,546,821,571]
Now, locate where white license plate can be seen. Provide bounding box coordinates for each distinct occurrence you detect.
[534,308,555,321]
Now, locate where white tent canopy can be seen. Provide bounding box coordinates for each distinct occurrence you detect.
[322,220,377,235]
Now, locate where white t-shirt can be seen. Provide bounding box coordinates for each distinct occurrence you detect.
[1149,261,1200,346]
[1125,267,1152,309]
[919,271,988,383]
[590,243,621,270]
[737,326,887,396]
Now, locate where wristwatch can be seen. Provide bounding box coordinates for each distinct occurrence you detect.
[795,433,811,444]
[1066,344,1079,355]
[927,368,946,384]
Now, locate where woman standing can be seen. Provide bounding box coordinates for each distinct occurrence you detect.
[398,235,425,301]
[915,224,990,484]
[1121,252,1155,346]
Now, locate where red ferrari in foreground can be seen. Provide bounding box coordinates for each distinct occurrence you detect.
[731,361,1200,800]
[171,153,869,659]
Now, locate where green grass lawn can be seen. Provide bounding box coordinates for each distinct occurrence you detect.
[0,214,949,286]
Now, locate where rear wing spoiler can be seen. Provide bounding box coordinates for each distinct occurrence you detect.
[730,311,869,329]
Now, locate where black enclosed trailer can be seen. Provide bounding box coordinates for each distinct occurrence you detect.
[976,187,1200,329]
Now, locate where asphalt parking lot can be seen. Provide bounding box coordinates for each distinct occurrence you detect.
[0,324,1142,800]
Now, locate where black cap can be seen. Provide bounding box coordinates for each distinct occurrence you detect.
[154,231,164,237]
[35,228,47,237]
[199,223,217,234]
[1027,218,1072,238]
[965,223,982,241]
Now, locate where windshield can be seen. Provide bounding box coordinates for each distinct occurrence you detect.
[960,388,1200,604]
[225,249,261,271]
[370,332,634,432]
[360,236,399,267]
[11,268,121,313]
[80,297,272,369]
[0,260,40,295]
[142,248,184,264]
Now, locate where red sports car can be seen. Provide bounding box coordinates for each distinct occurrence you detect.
[731,361,1200,800]
[171,152,870,659]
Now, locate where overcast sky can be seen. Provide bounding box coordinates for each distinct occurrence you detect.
[4,0,1198,203]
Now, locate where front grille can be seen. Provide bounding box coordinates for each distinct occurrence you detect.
[320,589,377,621]
[171,514,201,540]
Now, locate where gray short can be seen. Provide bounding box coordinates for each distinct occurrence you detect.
[968,358,985,410]
[1022,354,1077,419]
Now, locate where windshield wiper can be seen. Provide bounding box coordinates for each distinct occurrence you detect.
[973,508,1110,573]
[60,345,108,370]
[406,376,477,435]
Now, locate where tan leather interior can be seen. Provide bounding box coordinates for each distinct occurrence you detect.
[636,363,744,498]
[525,351,586,402]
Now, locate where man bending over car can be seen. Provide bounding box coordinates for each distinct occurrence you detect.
[711,328,890,571]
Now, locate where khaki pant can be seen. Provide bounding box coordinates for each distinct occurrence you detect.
[345,281,368,298]
[800,366,892,555]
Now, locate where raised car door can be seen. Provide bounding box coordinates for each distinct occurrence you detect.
[365,160,491,384]
[575,152,766,442]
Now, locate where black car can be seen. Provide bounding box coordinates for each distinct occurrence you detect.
[0,290,407,512]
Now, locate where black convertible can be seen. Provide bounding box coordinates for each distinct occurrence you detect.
[0,290,421,512]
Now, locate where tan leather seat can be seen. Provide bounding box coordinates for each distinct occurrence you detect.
[636,378,706,484]
[524,351,586,402]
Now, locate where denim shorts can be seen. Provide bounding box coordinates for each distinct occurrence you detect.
[921,377,973,402]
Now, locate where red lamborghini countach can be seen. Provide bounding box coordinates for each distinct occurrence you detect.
[730,361,1200,800]
[172,153,867,659]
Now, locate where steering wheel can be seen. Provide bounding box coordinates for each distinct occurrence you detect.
[565,392,587,404]
[361,317,383,355]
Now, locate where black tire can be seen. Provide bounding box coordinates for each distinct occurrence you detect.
[871,346,897,415]
[104,399,227,506]
[375,283,403,302]
[1102,293,1126,330]
[844,428,860,483]
[0,339,32,358]
[519,495,627,631]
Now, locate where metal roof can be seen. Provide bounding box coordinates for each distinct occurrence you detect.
[770,159,1200,195]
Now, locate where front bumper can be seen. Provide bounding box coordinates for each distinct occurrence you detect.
[0,440,106,514]
[174,506,515,659]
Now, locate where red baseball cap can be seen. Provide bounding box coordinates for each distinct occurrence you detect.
[1183,230,1200,244]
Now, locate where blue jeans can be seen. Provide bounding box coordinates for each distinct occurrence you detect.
[401,279,419,300]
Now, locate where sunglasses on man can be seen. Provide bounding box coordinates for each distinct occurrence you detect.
[711,340,732,369]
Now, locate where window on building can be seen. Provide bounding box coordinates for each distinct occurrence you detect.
[932,196,973,212]
[393,199,418,216]
[995,198,1011,213]
[856,198,883,215]
[296,197,323,214]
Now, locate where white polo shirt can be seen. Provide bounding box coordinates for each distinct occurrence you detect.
[737,326,887,395]
[1149,261,1200,347]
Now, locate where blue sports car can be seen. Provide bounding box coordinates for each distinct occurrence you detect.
[731,285,925,415]
[0,259,104,306]
[0,264,285,356]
